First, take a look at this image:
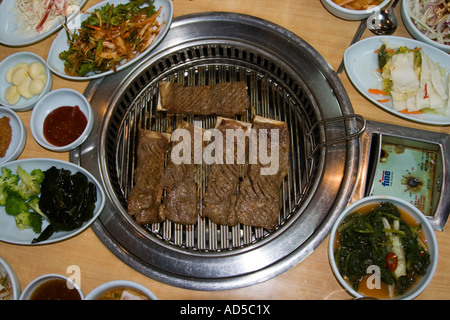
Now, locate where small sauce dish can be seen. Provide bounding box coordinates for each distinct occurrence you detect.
[30,88,93,152]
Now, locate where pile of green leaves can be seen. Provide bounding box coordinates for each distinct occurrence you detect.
[334,202,430,296]
[59,0,156,76]
[81,0,156,28]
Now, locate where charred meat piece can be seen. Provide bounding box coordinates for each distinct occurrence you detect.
[157,81,249,117]
[128,129,170,225]
[233,116,290,230]
[202,117,251,226]
[163,121,204,225]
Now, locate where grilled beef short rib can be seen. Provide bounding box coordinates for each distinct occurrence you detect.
[127,129,170,225]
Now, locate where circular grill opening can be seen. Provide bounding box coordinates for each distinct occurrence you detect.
[105,43,320,251]
[76,12,361,290]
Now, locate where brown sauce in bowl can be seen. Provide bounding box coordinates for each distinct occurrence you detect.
[30,279,82,300]
[0,116,12,158]
[43,105,87,147]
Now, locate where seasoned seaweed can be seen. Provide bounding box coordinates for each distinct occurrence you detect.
[32,166,97,243]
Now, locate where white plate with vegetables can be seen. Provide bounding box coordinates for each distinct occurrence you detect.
[344,36,450,126]
[46,0,173,80]
[0,158,105,245]
[0,0,87,47]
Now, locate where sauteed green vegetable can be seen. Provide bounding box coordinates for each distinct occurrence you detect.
[334,201,430,297]
[59,0,163,76]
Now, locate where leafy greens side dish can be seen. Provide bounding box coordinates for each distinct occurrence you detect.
[334,202,430,298]
[59,0,164,76]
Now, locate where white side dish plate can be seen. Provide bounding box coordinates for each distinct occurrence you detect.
[0,0,87,47]
[0,158,106,245]
[46,0,173,80]
[344,36,450,126]
[0,108,26,165]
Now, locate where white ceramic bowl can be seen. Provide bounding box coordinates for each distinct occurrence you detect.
[30,88,93,152]
[0,107,26,165]
[0,52,52,111]
[0,256,21,300]
[328,195,438,300]
[20,273,84,300]
[85,280,158,300]
[401,0,450,53]
[321,0,391,20]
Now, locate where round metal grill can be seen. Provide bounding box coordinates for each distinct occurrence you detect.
[72,12,362,290]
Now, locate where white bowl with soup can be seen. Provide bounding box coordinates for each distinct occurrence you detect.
[20,274,84,300]
[321,0,391,20]
[328,195,438,300]
[85,280,158,300]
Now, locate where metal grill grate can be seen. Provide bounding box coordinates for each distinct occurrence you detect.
[104,44,320,251]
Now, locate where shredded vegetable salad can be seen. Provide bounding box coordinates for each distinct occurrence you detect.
[15,0,81,33]
[407,0,450,46]
[59,0,163,77]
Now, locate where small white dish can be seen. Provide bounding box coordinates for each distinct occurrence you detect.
[0,256,21,300]
[0,107,26,165]
[328,195,438,300]
[0,158,106,245]
[47,0,173,80]
[30,88,93,152]
[20,273,84,300]
[0,0,87,47]
[401,0,450,54]
[344,36,450,126]
[85,280,158,300]
[320,0,390,20]
[0,52,52,112]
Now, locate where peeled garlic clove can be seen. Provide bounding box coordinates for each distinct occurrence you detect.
[11,67,30,86]
[17,77,33,99]
[29,62,45,79]
[6,63,29,83]
[28,79,45,95]
[4,85,20,105]
[33,73,47,83]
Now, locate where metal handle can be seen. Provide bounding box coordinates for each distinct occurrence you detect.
[307,114,366,158]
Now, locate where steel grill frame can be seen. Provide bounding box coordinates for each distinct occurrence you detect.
[73,12,362,290]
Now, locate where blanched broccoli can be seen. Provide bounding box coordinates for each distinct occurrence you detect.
[4,192,28,216]
[27,196,48,221]
[9,166,45,200]
[0,166,46,236]
[0,167,19,206]
[4,194,44,233]
[14,211,43,234]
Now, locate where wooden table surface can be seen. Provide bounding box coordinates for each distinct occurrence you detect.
[1,0,449,300]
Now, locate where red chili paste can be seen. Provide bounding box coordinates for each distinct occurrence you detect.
[43,105,87,147]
